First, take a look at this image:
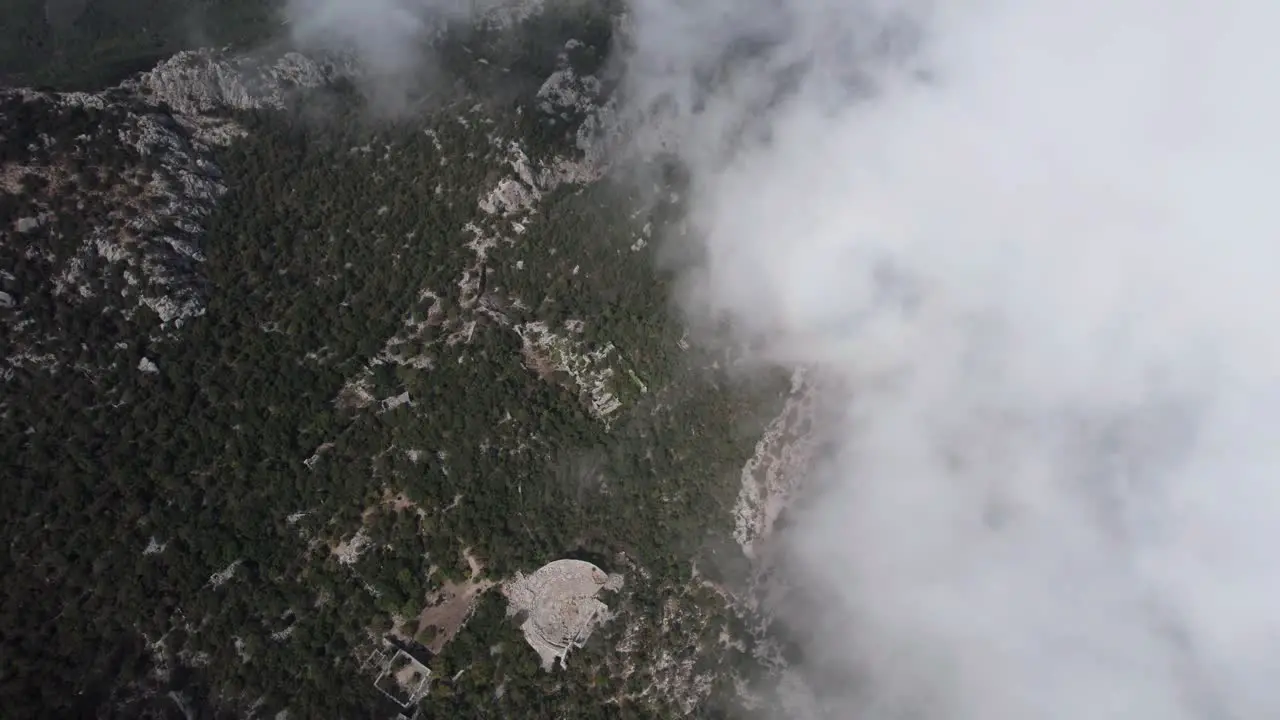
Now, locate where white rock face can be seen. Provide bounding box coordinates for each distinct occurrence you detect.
[733,369,821,557]
[537,65,602,118]
[123,48,356,146]
[209,559,242,588]
[15,217,41,233]
[2,46,355,374]
[1,90,228,374]
[502,559,622,670]
[516,321,624,420]
[333,527,373,566]
[127,49,345,115]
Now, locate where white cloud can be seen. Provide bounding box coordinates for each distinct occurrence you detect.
[281,0,482,108]
[618,0,1280,717]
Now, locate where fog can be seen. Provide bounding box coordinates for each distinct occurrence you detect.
[281,0,484,108]
[617,0,1280,717]
[283,0,484,69]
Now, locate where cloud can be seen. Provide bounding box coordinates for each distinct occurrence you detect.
[616,0,1280,717]
[282,0,483,107]
[285,0,452,68]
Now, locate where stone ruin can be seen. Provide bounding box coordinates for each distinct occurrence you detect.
[363,645,431,710]
[502,559,623,670]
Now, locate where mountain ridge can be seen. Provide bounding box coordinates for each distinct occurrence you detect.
[1,10,817,717]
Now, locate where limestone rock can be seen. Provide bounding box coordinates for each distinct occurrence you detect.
[502,559,622,670]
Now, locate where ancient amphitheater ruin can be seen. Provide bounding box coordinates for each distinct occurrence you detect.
[502,559,622,670]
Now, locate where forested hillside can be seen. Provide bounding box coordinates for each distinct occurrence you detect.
[1,4,799,718]
[1,0,280,89]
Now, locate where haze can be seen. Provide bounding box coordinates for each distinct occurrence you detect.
[282,0,487,108]
[619,0,1280,718]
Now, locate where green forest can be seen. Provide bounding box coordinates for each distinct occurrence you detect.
[0,0,281,89]
[1,6,789,718]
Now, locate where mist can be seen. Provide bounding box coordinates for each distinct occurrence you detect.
[282,0,488,108]
[284,0,470,68]
[616,0,1280,718]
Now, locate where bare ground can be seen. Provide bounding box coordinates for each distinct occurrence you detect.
[414,547,493,653]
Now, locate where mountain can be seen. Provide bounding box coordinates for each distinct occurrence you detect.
[0,3,814,718]
[2,49,348,378]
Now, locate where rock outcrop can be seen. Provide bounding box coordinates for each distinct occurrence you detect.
[123,48,355,145]
[1,48,346,376]
[1,89,224,376]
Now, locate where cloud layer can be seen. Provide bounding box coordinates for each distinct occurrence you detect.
[281,0,494,107]
[617,0,1280,717]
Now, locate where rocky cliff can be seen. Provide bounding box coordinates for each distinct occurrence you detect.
[0,50,345,378]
